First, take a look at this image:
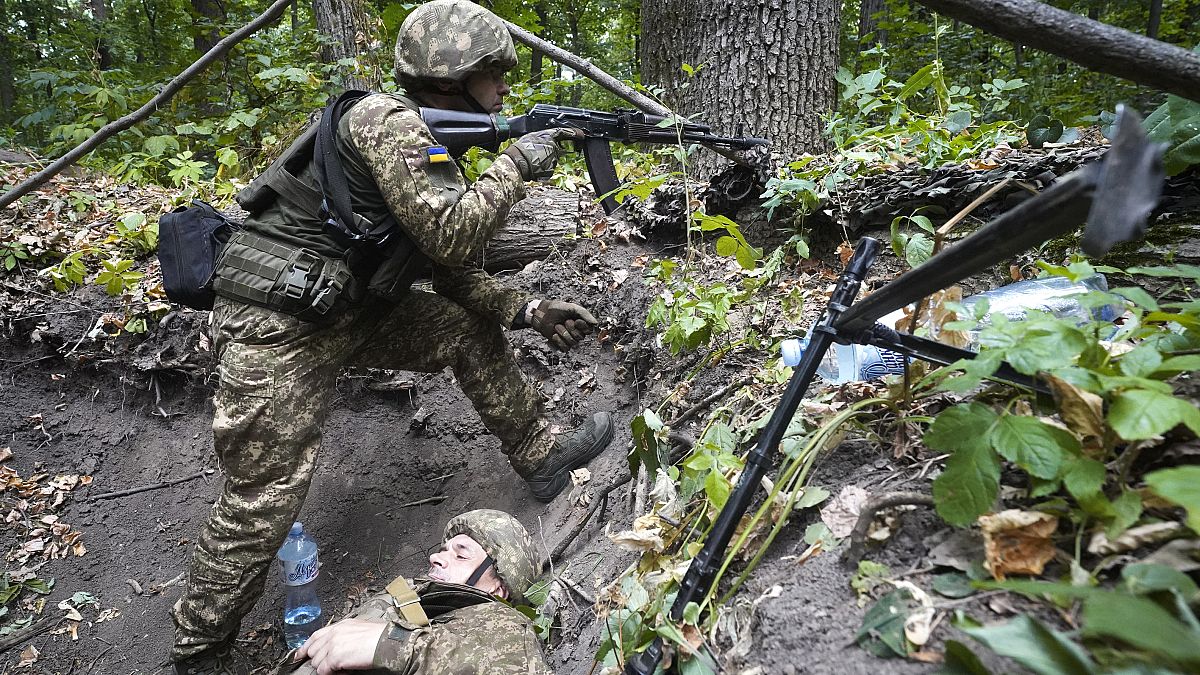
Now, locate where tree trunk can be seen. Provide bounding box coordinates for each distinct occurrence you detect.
[858,0,887,47]
[0,0,14,124]
[477,187,580,272]
[913,0,1200,102]
[311,0,379,91]
[529,1,548,85]
[1148,0,1162,39]
[640,0,839,177]
[192,0,223,54]
[88,0,113,69]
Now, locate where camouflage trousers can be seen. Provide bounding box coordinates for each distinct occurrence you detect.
[170,292,552,660]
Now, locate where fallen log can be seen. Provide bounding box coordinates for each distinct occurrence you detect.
[476,186,581,272]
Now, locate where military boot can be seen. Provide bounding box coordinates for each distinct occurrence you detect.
[172,642,249,675]
[525,412,614,501]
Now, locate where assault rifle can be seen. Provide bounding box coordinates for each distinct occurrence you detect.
[624,105,1166,674]
[420,104,770,214]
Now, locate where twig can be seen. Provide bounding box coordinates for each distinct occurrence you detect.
[559,575,596,605]
[842,491,936,569]
[89,470,208,501]
[0,0,298,209]
[0,615,66,654]
[86,643,117,673]
[374,495,447,517]
[551,474,633,562]
[632,465,648,519]
[669,376,754,428]
[149,573,185,595]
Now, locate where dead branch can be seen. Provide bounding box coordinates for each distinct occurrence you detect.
[374,494,447,517]
[915,0,1200,102]
[842,491,936,569]
[0,615,66,655]
[669,376,754,428]
[0,0,297,210]
[89,470,209,501]
[550,473,633,562]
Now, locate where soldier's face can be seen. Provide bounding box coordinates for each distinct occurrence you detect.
[429,533,494,586]
[463,67,510,113]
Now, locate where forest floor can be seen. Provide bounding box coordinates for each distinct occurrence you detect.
[0,153,1196,674]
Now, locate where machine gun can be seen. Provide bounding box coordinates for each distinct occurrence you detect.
[420,104,770,213]
[623,105,1165,674]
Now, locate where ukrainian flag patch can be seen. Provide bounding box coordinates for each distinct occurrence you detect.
[426,146,450,163]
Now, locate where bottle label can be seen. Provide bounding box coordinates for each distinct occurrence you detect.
[283,552,319,586]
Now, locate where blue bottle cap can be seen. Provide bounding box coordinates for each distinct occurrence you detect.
[290,522,303,536]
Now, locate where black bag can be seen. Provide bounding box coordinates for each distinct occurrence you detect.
[157,200,237,310]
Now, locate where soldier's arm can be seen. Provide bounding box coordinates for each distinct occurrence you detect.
[372,607,551,674]
[431,263,532,329]
[345,95,526,267]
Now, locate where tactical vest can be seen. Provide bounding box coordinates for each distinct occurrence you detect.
[214,91,430,322]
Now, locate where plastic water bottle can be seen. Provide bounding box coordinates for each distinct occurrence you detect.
[277,522,321,649]
[880,275,1123,350]
[781,338,907,384]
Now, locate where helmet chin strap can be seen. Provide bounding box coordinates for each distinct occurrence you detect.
[466,554,495,587]
[460,88,489,114]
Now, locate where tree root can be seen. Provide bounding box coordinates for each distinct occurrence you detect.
[841,491,936,570]
[551,474,633,563]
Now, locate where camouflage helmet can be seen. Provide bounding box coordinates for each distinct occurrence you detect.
[394,0,518,85]
[445,509,541,604]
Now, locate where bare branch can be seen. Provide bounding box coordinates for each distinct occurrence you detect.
[0,0,298,210]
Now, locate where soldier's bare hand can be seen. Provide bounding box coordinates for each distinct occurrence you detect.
[502,128,583,180]
[294,618,387,674]
[529,299,598,351]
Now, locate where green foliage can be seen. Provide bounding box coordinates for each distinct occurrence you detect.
[890,211,936,268]
[850,560,892,606]
[0,239,31,271]
[644,259,751,355]
[925,260,1200,530]
[954,564,1200,673]
[95,257,144,296]
[1144,93,1200,176]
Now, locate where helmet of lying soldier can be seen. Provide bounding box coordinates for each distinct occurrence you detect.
[394,0,518,89]
[442,509,541,604]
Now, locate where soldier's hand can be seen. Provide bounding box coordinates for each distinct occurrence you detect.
[528,299,598,351]
[294,618,386,675]
[502,128,582,181]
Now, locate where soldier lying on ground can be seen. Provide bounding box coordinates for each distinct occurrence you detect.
[171,1,614,672]
[281,510,550,675]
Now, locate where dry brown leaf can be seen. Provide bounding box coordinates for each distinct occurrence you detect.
[978,510,1059,580]
[18,645,39,668]
[819,485,869,539]
[1087,521,1184,555]
[1044,374,1106,456]
[837,241,854,266]
[606,514,665,552]
[910,650,945,663]
[95,607,120,623]
[0,447,11,462]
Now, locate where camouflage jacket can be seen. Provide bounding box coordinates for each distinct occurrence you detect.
[282,580,551,675]
[250,92,532,327]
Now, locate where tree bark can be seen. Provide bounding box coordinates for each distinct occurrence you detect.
[0,0,15,124]
[88,0,113,69]
[913,0,1200,102]
[1147,0,1163,40]
[311,0,379,91]
[639,0,839,177]
[858,0,887,47]
[192,0,223,54]
[477,187,579,272]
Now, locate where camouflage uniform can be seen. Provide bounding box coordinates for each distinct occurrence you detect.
[283,510,551,675]
[171,39,555,669]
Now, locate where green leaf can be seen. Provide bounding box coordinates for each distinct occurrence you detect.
[1145,466,1200,532]
[1109,389,1200,440]
[960,614,1093,675]
[1082,593,1200,665]
[683,601,701,625]
[795,486,830,510]
[1109,490,1144,539]
[714,235,738,257]
[944,110,973,135]
[855,589,912,657]
[905,232,934,268]
[1119,344,1164,378]
[898,63,936,101]
[704,469,731,509]
[932,573,976,599]
[989,415,1078,480]
[940,640,992,675]
[216,147,239,168]
[1062,457,1105,501]
[1155,355,1200,376]
[928,404,1002,525]
[1111,286,1159,311]
[1121,563,1200,600]
[23,578,53,594]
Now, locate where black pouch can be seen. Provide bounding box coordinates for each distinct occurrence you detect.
[157,200,237,310]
